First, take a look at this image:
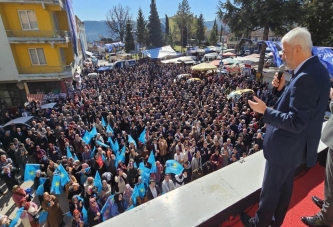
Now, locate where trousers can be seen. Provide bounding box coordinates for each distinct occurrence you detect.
[318,148,333,226]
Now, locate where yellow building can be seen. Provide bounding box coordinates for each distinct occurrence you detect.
[0,0,83,107]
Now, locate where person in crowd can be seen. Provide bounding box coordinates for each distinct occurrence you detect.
[19,198,40,227]
[83,185,98,210]
[111,193,128,217]
[87,198,102,226]
[115,168,127,193]
[67,183,83,204]
[161,174,175,194]
[123,184,133,206]
[1,165,19,191]
[33,170,49,205]
[71,209,87,227]
[175,170,187,188]
[69,195,83,216]
[12,185,31,207]
[147,178,161,201]
[41,192,64,227]
[99,180,111,205]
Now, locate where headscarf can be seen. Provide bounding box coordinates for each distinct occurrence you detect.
[123,184,133,201]
[114,194,125,214]
[89,198,100,214]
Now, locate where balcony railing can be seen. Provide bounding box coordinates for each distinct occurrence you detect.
[17,63,72,74]
[0,0,63,5]
[6,30,69,39]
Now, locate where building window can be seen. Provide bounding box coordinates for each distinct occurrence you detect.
[18,10,39,30]
[28,48,47,65]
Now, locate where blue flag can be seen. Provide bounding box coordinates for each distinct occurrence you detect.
[138,128,146,144]
[96,140,109,148]
[66,146,73,159]
[137,182,146,198]
[38,210,48,223]
[94,171,102,193]
[126,204,134,211]
[312,47,333,78]
[56,164,70,187]
[114,140,119,151]
[106,124,114,134]
[50,174,62,194]
[138,162,150,185]
[82,131,92,145]
[148,151,157,173]
[89,126,98,138]
[134,162,137,169]
[128,135,137,148]
[116,146,126,166]
[131,185,139,206]
[64,211,73,218]
[101,195,115,221]
[24,164,40,182]
[101,117,106,127]
[84,167,91,173]
[73,153,79,161]
[90,146,96,159]
[9,207,24,227]
[82,206,88,225]
[165,160,184,175]
[36,177,47,196]
[265,41,282,67]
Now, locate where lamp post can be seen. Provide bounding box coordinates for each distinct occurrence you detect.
[131,29,139,61]
[218,23,225,77]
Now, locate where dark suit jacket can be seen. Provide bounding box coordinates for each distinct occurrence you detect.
[263,56,330,168]
[321,100,333,149]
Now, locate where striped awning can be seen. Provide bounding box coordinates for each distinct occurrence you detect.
[27,94,44,102]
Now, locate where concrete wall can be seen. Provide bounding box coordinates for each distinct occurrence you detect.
[0,14,19,81]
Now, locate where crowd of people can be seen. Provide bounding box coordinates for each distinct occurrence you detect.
[0,59,273,227]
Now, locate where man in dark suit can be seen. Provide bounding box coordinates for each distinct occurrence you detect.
[301,88,333,227]
[242,27,330,227]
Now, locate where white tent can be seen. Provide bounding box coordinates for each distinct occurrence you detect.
[142,45,178,59]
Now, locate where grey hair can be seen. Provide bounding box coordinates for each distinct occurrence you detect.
[281,27,312,52]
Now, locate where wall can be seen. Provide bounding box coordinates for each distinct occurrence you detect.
[0,14,19,81]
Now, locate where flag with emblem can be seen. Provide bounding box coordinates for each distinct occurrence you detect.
[82,131,91,145]
[50,174,62,194]
[106,124,114,134]
[138,162,151,185]
[24,164,40,182]
[94,171,102,193]
[38,210,48,223]
[89,126,98,138]
[148,151,157,173]
[138,128,146,144]
[116,146,126,166]
[131,185,139,206]
[66,146,73,159]
[9,207,24,227]
[36,177,47,196]
[56,164,70,187]
[165,160,184,175]
[137,182,146,198]
[96,140,109,148]
[101,195,115,221]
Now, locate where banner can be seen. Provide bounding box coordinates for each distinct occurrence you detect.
[265,41,282,67]
[65,0,78,56]
[312,47,333,78]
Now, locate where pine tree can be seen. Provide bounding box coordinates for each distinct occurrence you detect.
[136,8,147,46]
[147,0,163,47]
[125,20,135,52]
[210,19,217,45]
[196,13,205,47]
[165,15,169,35]
[175,0,192,51]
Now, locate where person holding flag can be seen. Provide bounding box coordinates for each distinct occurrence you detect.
[146,178,161,201]
[71,209,88,227]
[87,198,102,226]
[41,192,64,227]
[115,168,128,193]
[19,198,40,227]
[111,193,128,217]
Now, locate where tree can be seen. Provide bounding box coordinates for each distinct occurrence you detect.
[196,14,206,47]
[136,8,147,46]
[217,0,302,73]
[147,0,163,47]
[175,0,192,51]
[105,4,130,42]
[125,19,135,53]
[210,19,218,45]
[299,0,333,46]
[165,15,169,35]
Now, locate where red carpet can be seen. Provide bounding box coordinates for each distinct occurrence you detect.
[221,163,325,227]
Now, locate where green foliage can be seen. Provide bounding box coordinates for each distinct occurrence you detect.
[196,14,206,46]
[147,0,163,47]
[210,19,218,45]
[165,14,169,35]
[125,20,135,52]
[175,0,192,48]
[136,8,147,46]
[298,0,333,46]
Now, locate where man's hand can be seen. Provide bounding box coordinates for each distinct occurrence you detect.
[272,73,286,91]
[248,96,267,114]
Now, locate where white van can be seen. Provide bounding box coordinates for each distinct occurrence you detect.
[203,53,218,62]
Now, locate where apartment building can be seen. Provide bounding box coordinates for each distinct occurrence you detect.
[0,0,85,106]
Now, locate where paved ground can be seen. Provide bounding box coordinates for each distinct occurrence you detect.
[0,179,72,227]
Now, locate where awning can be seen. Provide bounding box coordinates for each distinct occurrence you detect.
[40,102,57,109]
[27,94,44,103]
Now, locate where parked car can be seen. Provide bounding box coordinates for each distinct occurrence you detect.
[227,89,254,100]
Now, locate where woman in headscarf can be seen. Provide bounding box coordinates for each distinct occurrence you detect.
[115,168,127,193]
[71,209,88,227]
[19,198,40,227]
[111,193,128,217]
[83,177,95,196]
[67,183,83,204]
[69,195,83,216]
[46,161,58,183]
[99,180,111,205]
[79,163,91,186]
[33,170,49,205]
[122,184,133,206]
[126,160,137,188]
[65,171,77,199]
[12,185,30,208]
[83,186,98,210]
[87,198,102,226]
[41,192,64,227]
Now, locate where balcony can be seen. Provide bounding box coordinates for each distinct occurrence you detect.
[6,30,70,44]
[17,62,74,81]
[0,0,64,7]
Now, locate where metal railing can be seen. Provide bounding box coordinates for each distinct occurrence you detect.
[6,30,69,39]
[0,0,63,5]
[17,63,72,74]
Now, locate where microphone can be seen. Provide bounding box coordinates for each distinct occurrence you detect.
[272,64,285,94]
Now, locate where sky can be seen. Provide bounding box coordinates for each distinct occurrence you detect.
[73,0,223,22]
